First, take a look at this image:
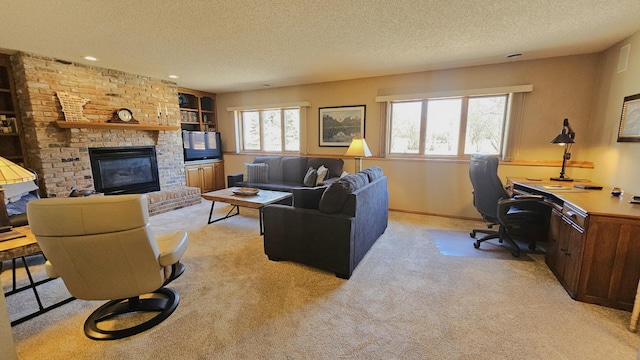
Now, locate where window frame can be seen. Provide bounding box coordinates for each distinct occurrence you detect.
[228,101,310,154]
[378,85,532,161]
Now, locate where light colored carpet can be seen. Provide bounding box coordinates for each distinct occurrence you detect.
[3,201,640,359]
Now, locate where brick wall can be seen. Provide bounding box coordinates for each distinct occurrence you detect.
[9,52,198,213]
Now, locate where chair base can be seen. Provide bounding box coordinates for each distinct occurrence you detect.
[470,227,521,257]
[84,287,179,340]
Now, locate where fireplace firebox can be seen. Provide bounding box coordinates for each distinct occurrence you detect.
[89,146,160,195]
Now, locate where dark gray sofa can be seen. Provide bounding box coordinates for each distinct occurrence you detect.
[227,156,344,192]
[262,167,389,279]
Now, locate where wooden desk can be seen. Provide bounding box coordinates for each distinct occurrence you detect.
[508,178,640,311]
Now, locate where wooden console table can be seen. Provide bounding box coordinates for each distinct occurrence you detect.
[508,177,640,311]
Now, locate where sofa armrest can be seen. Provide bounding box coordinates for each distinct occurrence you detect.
[263,204,355,277]
[227,173,244,188]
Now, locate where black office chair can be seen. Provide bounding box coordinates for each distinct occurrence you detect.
[468,154,549,257]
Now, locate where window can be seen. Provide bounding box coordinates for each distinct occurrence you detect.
[388,94,508,157]
[239,107,300,152]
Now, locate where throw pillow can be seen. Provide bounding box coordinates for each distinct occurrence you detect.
[319,179,352,214]
[246,163,268,183]
[303,167,317,187]
[315,165,328,185]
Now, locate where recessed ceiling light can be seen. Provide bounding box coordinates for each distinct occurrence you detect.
[83,56,98,61]
[168,75,179,79]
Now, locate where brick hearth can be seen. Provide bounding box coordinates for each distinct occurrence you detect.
[9,52,200,215]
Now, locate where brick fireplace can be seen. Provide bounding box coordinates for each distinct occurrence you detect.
[8,52,200,215]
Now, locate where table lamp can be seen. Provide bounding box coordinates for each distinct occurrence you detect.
[345,137,372,172]
[550,118,575,181]
[0,156,36,241]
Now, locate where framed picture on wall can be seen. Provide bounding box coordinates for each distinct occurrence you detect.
[618,93,640,142]
[319,105,365,146]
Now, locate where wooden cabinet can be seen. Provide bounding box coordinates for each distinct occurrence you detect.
[185,160,225,193]
[0,54,26,166]
[178,88,217,132]
[546,207,585,298]
[578,215,640,310]
[547,205,640,311]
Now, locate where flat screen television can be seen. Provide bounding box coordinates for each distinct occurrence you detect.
[183,130,222,161]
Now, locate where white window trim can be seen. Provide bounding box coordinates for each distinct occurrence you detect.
[374,85,532,103]
[377,85,532,161]
[228,101,311,155]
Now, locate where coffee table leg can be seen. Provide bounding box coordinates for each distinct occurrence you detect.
[207,202,241,224]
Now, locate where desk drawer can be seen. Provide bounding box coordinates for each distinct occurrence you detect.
[562,204,587,229]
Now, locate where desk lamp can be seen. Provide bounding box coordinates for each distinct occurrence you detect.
[0,156,36,241]
[550,118,575,181]
[345,137,372,172]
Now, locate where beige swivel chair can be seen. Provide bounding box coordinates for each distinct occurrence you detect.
[27,194,188,340]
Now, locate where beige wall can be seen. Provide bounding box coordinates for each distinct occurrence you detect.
[587,30,640,196]
[217,54,601,218]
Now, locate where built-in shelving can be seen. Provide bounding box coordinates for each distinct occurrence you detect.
[178,87,217,132]
[0,54,27,166]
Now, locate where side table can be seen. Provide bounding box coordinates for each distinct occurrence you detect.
[0,226,75,326]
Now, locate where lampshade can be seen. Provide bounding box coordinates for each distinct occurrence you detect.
[550,132,575,145]
[345,138,372,158]
[0,157,36,185]
[550,118,575,145]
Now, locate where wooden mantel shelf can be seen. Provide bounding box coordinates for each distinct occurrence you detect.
[55,121,180,131]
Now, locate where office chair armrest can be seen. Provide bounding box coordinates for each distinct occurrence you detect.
[496,197,549,223]
[499,196,546,207]
[513,194,544,200]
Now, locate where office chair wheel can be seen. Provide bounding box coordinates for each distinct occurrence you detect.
[470,231,476,238]
[473,241,480,249]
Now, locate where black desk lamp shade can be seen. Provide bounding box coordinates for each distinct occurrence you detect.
[550,118,575,181]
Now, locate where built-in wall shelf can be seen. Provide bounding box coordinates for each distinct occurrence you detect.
[55,121,180,131]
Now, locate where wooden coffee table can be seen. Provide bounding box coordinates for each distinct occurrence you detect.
[201,188,292,234]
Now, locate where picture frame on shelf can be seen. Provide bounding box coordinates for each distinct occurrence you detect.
[319,105,365,147]
[617,93,640,142]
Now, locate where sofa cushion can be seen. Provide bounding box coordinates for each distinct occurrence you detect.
[281,157,308,184]
[293,187,326,209]
[318,173,368,214]
[246,163,268,183]
[345,173,369,190]
[303,167,318,187]
[254,156,283,182]
[360,166,384,182]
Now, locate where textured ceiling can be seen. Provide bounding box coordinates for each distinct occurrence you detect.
[1,0,640,93]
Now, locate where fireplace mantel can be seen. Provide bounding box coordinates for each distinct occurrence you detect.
[55,121,180,131]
